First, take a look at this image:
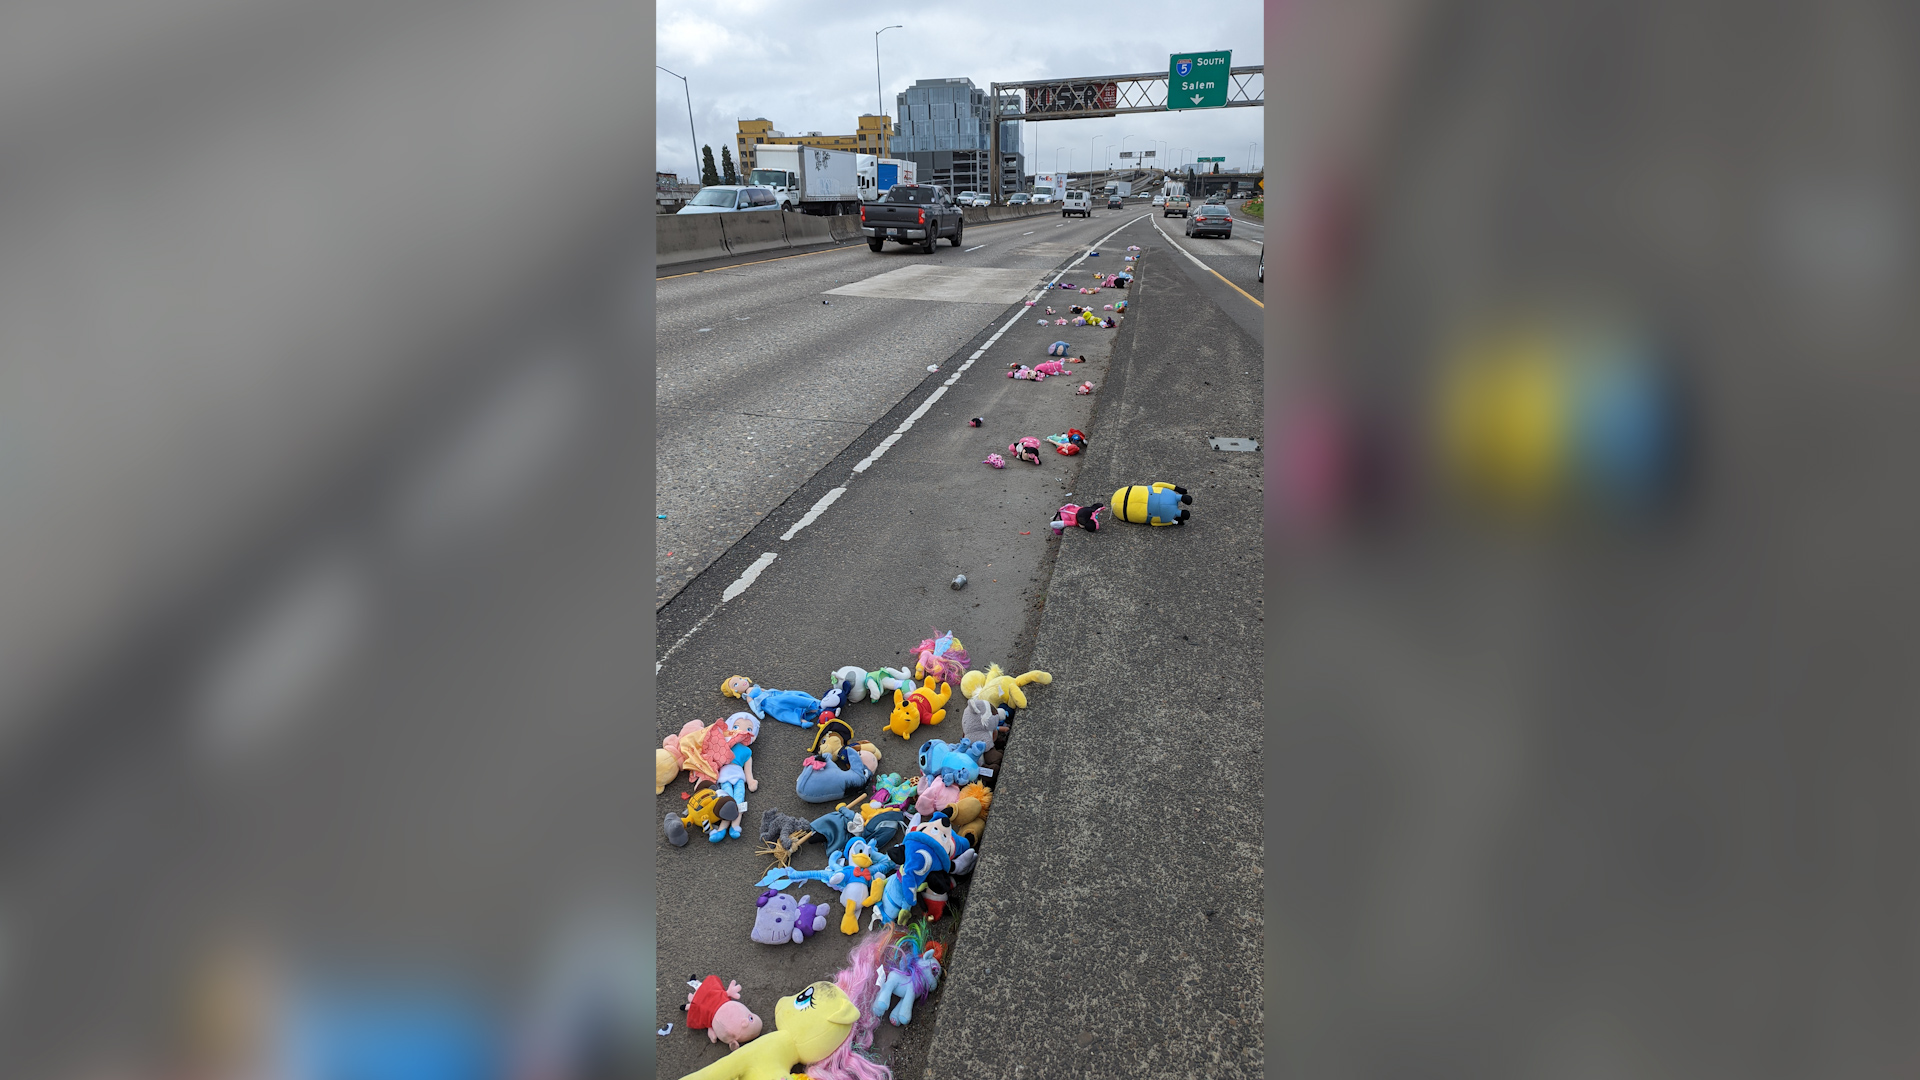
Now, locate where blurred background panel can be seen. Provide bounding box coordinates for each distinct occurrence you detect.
[0,1,654,1076]
[1268,0,1920,1076]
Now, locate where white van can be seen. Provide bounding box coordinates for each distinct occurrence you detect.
[1061,189,1092,218]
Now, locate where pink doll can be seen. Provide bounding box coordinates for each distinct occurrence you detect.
[983,453,1006,469]
[1008,437,1043,466]
[1034,360,1066,376]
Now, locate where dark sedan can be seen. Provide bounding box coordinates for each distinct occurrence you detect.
[1185,204,1233,239]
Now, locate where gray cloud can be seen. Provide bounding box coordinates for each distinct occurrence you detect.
[656,0,1265,182]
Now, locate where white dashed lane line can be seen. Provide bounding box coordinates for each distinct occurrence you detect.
[965,245,985,252]
[658,214,1152,667]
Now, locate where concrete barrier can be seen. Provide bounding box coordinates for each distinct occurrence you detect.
[719,210,790,257]
[784,213,836,248]
[962,206,991,225]
[656,214,731,265]
[827,215,864,243]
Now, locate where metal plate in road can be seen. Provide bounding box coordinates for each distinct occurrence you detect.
[824,265,1044,305]
[1209,436,1260,452]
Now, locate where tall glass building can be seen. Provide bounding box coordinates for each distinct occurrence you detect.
[893,77,1024,195]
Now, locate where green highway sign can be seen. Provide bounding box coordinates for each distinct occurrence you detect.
[1168,50,1231,110]
[1197,156,1226,162]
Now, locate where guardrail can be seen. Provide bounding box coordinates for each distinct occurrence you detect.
[657,205,1060,267]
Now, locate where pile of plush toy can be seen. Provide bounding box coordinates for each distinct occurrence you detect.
[658,633,1056,1079]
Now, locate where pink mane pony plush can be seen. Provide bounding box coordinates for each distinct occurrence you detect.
[1034,360,1066,376]
[911,631,969,686]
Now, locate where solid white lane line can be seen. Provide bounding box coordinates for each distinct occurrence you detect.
[965,245,985,252]
[780,487,846,540]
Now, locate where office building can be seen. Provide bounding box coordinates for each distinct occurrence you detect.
[892,78,1025,195]
[736,115,893,172]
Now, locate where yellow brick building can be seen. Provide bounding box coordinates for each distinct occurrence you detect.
[736,115,892,171]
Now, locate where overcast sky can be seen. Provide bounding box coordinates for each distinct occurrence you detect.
[656,0,1265,183]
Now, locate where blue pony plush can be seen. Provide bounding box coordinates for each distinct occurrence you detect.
[873,921,944,1026]
[917,738,990,787]
[1047,341,1070,357]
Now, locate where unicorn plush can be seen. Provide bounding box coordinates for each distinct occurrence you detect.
[871,921,944,1026]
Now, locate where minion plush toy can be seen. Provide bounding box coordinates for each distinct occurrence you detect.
[1111,482,1192,526]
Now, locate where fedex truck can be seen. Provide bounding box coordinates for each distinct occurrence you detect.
[1032,172,1067,204]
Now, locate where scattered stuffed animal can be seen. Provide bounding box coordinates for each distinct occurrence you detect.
[656,746,681,795]
[756,809,815,869]
[750,890,831,945]
[721,677,823,729]
[872,922,944,1027]
[959,663,1053,710]
[828,667,871,702]
[913,775,962,816]
[967,417,982,427]
[1050,502,1103,533]
[1034,360,1066,377]
[1075,381,1095,395]
[861,666,915,702]
[684,976,764,1050]
[795,746,877,803]
[1044,306,1056,314]
[871,772,919,806]
[670,979,863,1080]
[1112,482,1193,525]
[958,696,1009,746]
[1035,319,1048,326]
[1127,245,1140,251]
[1008,365,1037,380]
[910,630,969,686]
[1009,437,1043,465]
[947,783,991,846]
[983,453,1006,469]
[1068,306,1085,315]
[1047,341,1069,357]
[917,738,990,787]
[665,787,740,847]
[756,838,896,935]
[911,813,977,875]
[711,713,760,839]
[1102,316,1117,329]
[666,718,733,787]
[887,677,951,739]
[920,869,956,920]
[1047,429,1086,454]
[1054,318,1069,326]
[1114,299,1128,311]
[817,675,856,714]
[1067,353,1087,363]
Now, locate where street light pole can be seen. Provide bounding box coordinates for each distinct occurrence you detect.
[1121,133,1136,171]
[875,25,903,124]
[1057,146,1067,175]
[656,65,699,183]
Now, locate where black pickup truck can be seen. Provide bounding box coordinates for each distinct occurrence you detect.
[859,184,965,253]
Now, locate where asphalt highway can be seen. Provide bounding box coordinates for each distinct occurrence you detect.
[653,201,1243,608]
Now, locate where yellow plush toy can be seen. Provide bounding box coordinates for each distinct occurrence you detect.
[676,980,862,1080]
[886,677,951,739]
[959,663,1052,710]
[656,748,680,794]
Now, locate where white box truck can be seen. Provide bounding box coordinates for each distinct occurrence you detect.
[857,156,916,201]
[748,145,863,215]
[1104,179,1134,198]
[1032,172,1067,204]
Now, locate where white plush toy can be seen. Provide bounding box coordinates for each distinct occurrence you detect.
[830,666,870,702]
[859,666,914,702]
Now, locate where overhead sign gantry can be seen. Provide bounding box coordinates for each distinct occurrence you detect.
[988,54,1263,200]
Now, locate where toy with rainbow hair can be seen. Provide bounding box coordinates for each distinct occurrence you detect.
[872,920,944,1027]
[910,630,968,686]
[676,932,895,1080]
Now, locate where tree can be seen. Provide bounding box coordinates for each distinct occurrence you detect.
[701,145,720,187]
[720,146,738,185]
[1211,162,1221,174]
